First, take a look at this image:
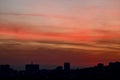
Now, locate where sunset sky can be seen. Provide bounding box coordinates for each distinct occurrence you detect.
[0,0,120,69]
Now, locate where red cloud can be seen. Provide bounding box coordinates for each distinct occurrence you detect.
[0,28,119,42]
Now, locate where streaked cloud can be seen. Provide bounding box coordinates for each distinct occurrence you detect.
[0,0,120,68]
[0,12,77,20]
[0,39,119,68]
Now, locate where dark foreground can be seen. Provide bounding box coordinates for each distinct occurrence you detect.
[0,62,120,80]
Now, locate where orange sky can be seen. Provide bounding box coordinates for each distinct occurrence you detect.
[0,0,120,69]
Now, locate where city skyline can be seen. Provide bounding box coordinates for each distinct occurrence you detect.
[1,61,120,80]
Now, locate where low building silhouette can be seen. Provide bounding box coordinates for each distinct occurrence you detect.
[25,63,39,72]
[56,66,63,71]
[0,64,11,72]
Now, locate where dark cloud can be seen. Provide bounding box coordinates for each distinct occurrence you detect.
[0,39,119,69]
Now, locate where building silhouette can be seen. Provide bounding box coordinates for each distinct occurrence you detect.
[25,63,39,72]
[64,62,70,71]
[0,64,11,72]
[56,66,63,71]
